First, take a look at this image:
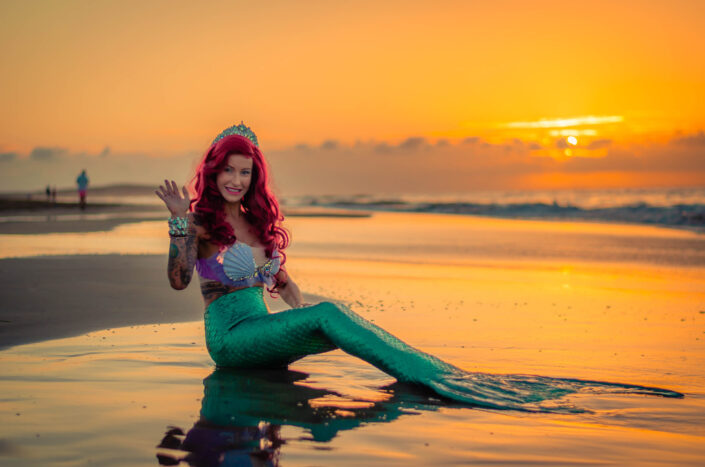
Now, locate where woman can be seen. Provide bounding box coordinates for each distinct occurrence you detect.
[156,123,682,411]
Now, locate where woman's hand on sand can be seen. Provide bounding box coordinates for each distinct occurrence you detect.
[155,180,191,217]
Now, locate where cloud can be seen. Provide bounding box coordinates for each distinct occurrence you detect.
[267,130,705,194]
[373,142,392,154]
[30,146,68,161]
[397,137,428,152]
[509,139,544,151]
[561,148,643,172]
[555,139,570,149]
[319,140,339,150]
[672,130,705,146]
[561,134,705,173]
[4,130,704,195]
[504,115,624,129]
[0,149,199,192]
[586,139,612,150]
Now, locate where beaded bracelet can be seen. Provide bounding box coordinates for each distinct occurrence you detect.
[168,216,190,237]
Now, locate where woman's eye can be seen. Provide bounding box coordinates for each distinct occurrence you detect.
[223,167,232,173]
[242,170,251,176]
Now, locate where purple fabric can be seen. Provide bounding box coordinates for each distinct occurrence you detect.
[196,252,232,283]
[196,248,280,288]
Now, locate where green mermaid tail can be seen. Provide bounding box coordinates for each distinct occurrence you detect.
[204,287,683,412]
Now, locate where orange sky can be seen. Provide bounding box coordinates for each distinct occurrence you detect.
[1,0,704,192]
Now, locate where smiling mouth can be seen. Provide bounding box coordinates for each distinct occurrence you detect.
[225,187,242,194]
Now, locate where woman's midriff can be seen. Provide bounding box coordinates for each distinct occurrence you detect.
[200,280,266,308]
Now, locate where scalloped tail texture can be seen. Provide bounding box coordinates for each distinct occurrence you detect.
[427,372,683,413]
[204,288,683,412]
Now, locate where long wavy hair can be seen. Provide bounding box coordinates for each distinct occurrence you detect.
[190,134,289,270]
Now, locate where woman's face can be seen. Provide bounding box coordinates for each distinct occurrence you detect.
[216,154,253,204]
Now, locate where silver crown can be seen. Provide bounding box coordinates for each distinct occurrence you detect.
[211,121,259,147]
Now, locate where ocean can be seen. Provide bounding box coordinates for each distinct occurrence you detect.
[289,186,705,231]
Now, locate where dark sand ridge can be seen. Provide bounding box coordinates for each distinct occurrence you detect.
[0,255,204,350]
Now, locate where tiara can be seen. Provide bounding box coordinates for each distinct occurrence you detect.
[211,121,259,147]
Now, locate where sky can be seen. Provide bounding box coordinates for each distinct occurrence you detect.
[1,0,704,194]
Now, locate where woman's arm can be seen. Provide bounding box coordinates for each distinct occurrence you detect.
[156,180,198,290]
[275,270,307,309]
[167,220,198,290]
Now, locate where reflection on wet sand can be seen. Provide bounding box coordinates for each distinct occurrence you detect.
[156,368,442,466]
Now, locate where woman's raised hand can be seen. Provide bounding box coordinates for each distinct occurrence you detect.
[155,180,191,217]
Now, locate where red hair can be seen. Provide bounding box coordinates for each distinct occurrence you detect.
[190,134,289,280]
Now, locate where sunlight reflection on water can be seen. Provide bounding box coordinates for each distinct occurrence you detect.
[1,319,703,466]
[1,213,704,267]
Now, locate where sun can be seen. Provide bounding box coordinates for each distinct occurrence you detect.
[567,136,578,145]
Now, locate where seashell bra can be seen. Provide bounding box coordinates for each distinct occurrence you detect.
[196,242,281,288]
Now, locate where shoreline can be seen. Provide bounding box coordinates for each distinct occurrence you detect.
[0,198,370,235]
[2,195,703,236]
[318,202,705,235]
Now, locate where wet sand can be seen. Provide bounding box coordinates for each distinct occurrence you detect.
[0,255,202,349]
[1,212,704,465]
[0,197,166,234]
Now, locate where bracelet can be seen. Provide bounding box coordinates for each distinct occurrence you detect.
[168,216,190,237]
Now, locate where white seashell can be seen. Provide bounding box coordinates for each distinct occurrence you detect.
[222,243,256,281]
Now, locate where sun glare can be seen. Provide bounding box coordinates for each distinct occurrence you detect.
[505,116,624,129]
[567,136,578,145]
[549,129,597,137]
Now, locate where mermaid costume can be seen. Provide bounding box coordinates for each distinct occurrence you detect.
[196,243,683,411]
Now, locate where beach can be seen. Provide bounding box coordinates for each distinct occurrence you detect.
[1,207,704,465]
[4,0,705,464]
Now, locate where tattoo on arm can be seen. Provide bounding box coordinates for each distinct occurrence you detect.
[169,244,179,258]
[167,233,197,289]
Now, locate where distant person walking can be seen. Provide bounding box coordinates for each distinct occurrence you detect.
[45,185,51,202]
[76,170,89,210]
